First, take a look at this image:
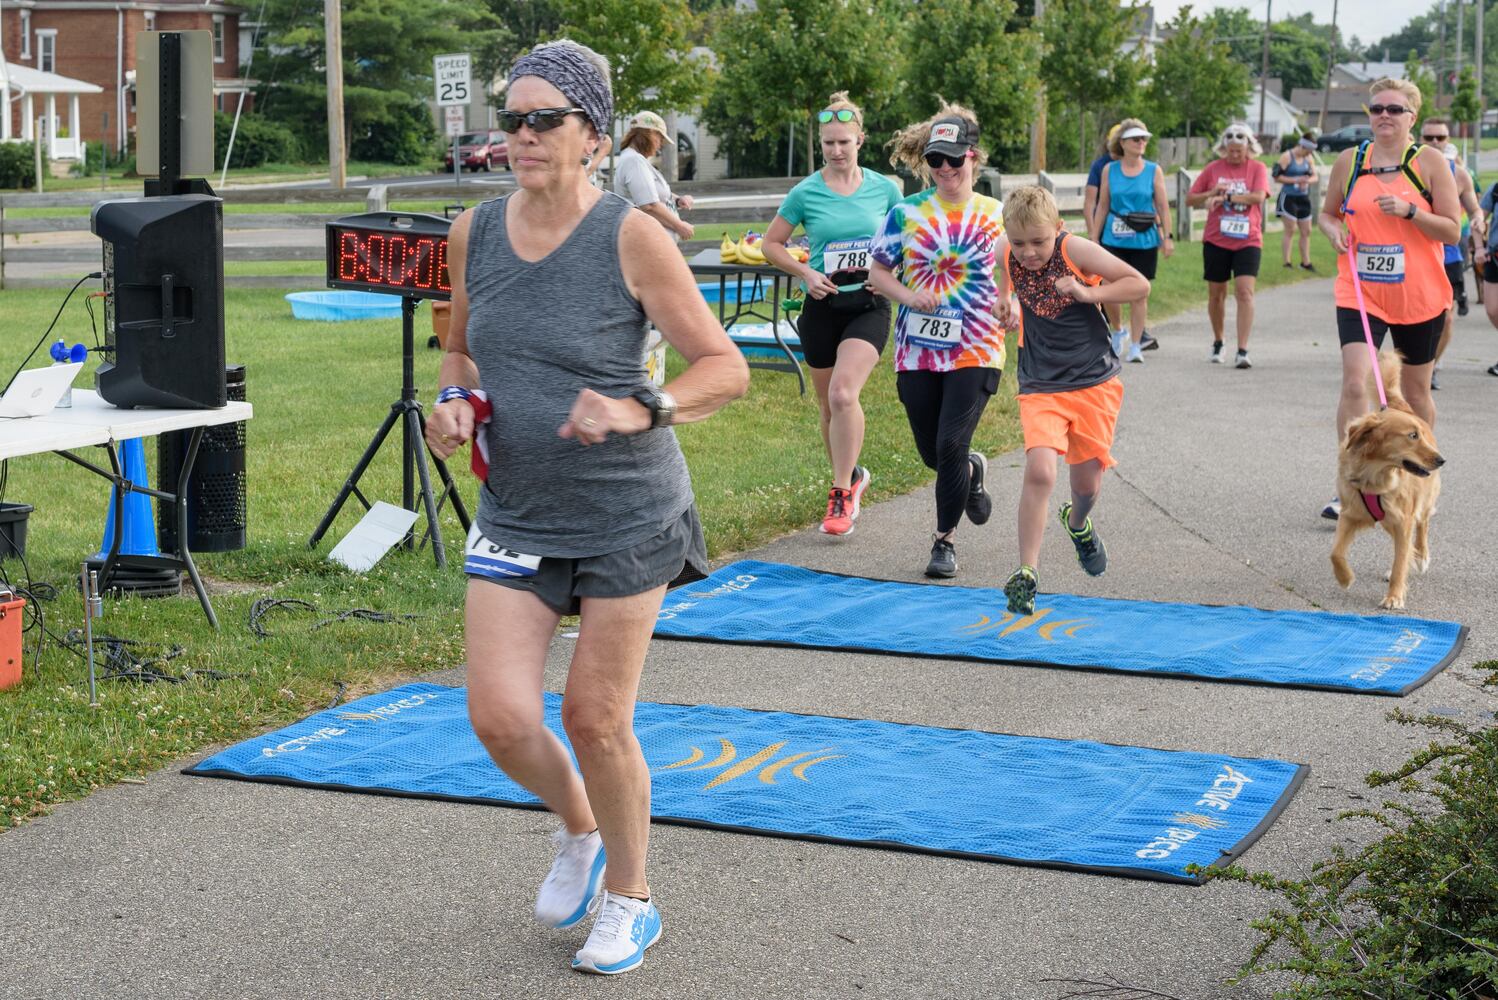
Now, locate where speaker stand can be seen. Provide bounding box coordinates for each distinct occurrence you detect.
[308,297,472,567]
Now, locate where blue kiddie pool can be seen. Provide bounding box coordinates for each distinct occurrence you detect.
[286,290,405,321]
[697,281,765,305]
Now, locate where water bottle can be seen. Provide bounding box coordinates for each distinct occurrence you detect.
[49,341,87,408]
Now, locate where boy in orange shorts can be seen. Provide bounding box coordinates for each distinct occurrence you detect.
[994,186,1150,614]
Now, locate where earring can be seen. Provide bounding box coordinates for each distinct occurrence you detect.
[581,154,593,166]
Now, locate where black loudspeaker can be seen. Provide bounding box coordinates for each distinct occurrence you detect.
[90,194,227,409]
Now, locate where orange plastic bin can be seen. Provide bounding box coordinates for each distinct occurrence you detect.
[0,594,26,691]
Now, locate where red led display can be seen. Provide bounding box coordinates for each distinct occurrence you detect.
[325,213,452,301]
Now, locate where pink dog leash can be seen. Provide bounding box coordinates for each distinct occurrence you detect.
[1344,228,1390,411]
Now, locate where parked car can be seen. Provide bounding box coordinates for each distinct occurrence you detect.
[1317,125,1374,152]
[444,130,508,172]
[677,132,695,182]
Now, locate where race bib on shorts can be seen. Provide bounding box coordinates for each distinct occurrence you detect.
[905,305,964,350]
[1110,216,1133,240]
[1219,214,1251,239]
[1356,243,1405,284]
[823,237,872,277]
[463,523,542,579]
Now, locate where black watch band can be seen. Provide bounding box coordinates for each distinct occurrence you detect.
[630,387,677,428]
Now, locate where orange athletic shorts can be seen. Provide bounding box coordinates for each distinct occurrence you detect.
[1017,377,1124,468]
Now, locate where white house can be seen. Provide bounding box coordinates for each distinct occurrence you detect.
[0,62,103,161]
[1245,87,1304,140]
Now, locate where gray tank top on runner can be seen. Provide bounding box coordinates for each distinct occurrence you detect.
[464,192,694,558]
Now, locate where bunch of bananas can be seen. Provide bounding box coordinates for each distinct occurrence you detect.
[720,231,771,265]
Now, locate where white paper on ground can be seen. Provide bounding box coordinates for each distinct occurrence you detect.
[327,501,421,572]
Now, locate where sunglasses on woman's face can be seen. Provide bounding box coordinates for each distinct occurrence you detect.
[496,107,587,134]
[818,109,857,124]
[1223,132,1250,142]
[1366,103,1412,117]
[924,152,967,169]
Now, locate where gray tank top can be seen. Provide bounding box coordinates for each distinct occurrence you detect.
[464,191,694,557]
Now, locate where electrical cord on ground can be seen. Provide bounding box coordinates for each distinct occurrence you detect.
[248,597,421,638]
[56,629,242,685]
[2,272,104,395]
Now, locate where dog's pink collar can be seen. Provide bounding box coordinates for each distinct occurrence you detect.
[1360,491,1386,522]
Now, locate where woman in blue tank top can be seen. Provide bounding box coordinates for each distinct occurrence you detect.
[1089,118,1173,363]
[424,39,748,977]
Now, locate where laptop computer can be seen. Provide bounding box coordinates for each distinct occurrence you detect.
[0,363,85,419]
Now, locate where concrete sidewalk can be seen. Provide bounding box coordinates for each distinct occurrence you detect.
[2,278,1495,1000]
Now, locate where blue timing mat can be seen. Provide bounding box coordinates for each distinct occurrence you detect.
[653,561,1466,696]
[186,683,1305,884]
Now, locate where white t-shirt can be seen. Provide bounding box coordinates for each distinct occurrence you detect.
[613,147,674,212]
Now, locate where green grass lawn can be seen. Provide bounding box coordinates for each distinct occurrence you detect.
[0,236,1340,831]
[14,160,443,194]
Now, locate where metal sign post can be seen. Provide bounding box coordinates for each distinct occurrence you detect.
[434,53,471,192]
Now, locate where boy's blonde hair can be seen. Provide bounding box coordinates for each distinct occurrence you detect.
[1002,185,1062,232]
[1369,77,1422,115]
[886,100,988,183]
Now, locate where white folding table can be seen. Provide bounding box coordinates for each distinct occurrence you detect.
[0,390,254,628]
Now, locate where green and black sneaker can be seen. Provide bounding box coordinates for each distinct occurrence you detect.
[1004,565,1037,615]
[1059,502,1107,576]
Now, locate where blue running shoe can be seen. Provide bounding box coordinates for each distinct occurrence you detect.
[534,828,606,929]
[572,892,663,975]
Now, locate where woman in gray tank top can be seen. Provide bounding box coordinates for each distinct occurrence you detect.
[424,40,748,977]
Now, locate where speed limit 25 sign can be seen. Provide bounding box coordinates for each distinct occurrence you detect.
[434,53,471,106]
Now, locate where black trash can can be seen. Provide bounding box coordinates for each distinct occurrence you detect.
[0,502,33,559]
[158,364,247,553]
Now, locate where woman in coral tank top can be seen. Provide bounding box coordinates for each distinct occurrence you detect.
[1315,77,1459,520]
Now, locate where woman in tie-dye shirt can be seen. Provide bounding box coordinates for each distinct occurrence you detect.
[869,103,1005,580]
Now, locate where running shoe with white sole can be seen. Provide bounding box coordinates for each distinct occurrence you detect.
[849,465,871,521]
[534,828,606,929]
[1140,331,1159,351]
[1320,496,1341,521]
[926,535,957,578]
[1059,502,1107,576]
[1235,350,1252,370]
[819,487,854,536]
[571,892,662,975]
[1127,342,1144,364]
[1110,329,1128,357]
[1210,341,1224,363]
[965,453,992,525]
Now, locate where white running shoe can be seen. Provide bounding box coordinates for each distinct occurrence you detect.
[1210,341,1224,363]
[1127,342,1144,364]
[1110,328,1128,357]
[534,828,606,929]
[571,891,662,975]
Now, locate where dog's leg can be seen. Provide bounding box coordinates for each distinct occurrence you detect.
[1414,511,1432,574]
[1330,515,1361,590]
[1381,518,1413,609]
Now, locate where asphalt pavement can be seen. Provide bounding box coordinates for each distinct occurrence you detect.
[2,276,1495,1000]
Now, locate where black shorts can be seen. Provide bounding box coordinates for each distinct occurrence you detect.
[1484,258,1498,283]
[1445,260,1466,295]
[1101,243,1159,280]
[1334,307,1444,367]
[1202,242,1262,282]
[1277,192,1314,221]
[796,291,891,369]
[466,505,707,616]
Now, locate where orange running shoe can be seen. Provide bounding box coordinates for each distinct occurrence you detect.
[820,487,854,536]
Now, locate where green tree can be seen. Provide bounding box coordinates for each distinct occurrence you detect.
[1202,8,1345,96]
[702,0,906,177]
[1040,0,1143,169]
[1451,65,1481,136]
[554,0,712,125]
[481,0,559,79]
[1146,6,1252,141]
[256,0,502,164]
[1403,48,1436,129]
[904,0,1042,171]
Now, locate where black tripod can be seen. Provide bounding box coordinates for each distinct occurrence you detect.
[309,296,471,566]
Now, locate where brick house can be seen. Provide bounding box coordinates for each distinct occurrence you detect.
[1,0,254,158]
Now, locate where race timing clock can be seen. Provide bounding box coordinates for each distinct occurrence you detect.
[326,212,452,300]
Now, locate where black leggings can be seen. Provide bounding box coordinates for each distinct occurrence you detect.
[896,367,1001,533]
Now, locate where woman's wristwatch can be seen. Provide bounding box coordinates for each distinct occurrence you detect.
[630,385,678,428]
[1405,202,1419,220]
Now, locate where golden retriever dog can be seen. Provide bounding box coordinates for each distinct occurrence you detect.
[1330,351,1445,610]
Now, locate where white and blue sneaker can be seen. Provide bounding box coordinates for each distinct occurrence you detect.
[571,891,662,975]
[1110,328,1128,357]
[534,828,606,929]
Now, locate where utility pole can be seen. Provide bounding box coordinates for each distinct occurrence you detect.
[1257,0,1272,138]
[1476,0,1484,160]
[1438,0,1448,105]
[1029,0,1047,173]
[1318,0,1338,133]
[1456,0,1465,157]
[324,0,346,189]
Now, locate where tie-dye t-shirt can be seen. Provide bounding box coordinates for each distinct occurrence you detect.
[870,188,1007,373]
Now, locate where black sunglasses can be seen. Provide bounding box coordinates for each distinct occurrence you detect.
[1422,133,1449,142]
[1366,103,1412,117]
[924,152,967,169]
[496,107,587,134]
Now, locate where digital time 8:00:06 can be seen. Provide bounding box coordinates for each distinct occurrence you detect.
[326,223,451,300]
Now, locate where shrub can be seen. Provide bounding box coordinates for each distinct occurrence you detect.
[0,141,47,189]
[350,98,438,166]
[1208,662,1498,998]
[214,112,302,169]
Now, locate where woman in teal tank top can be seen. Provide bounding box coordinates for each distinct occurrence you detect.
[1089,118,1173,363]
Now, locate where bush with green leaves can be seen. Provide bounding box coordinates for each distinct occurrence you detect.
[350,98,437,166]
[0,141,47,189]
[214,112,302,169]
[1208,662,1498,998]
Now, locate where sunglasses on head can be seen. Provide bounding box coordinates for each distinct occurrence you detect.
[496,107,587,134]
[1422,133,1449,142]
[924,151,968,169]
[1366,103,1412,117]
[818,109,857,124]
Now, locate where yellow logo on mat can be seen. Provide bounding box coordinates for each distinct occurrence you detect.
[1171,812,1229,831]
[657,740,845,791]
[336,711,387,723]
[956,608,1094,641]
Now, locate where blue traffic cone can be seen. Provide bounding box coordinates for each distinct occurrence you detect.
[95,438,161,559]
